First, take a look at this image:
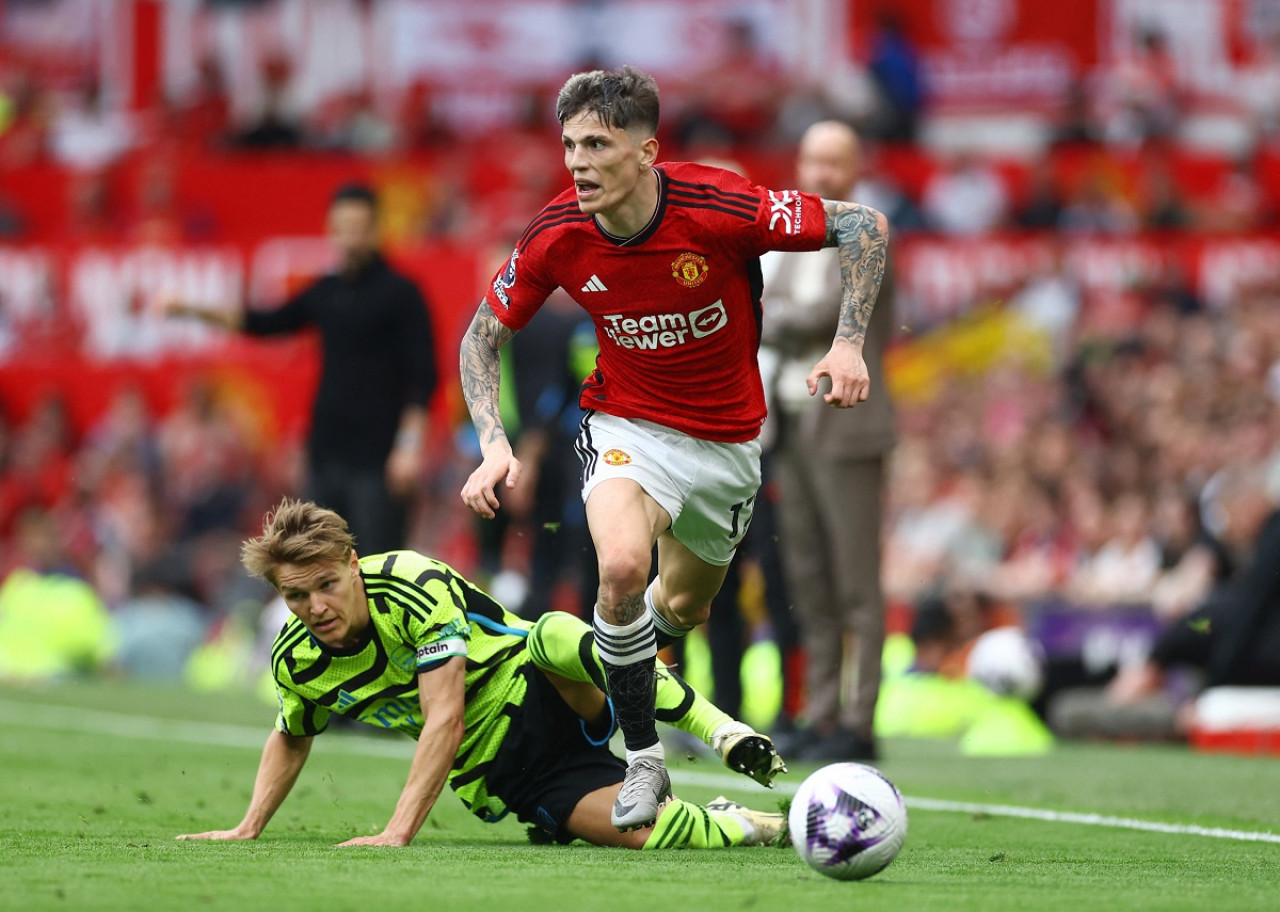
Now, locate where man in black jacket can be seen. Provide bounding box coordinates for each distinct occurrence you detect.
[167,183,437,553]
[1109,464,1280,705]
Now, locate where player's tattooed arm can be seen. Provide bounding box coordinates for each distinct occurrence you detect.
[459,300,517,452]
[821,200,889,349]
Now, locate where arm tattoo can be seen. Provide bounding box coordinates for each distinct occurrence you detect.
[821,201,888,348]
[459,300,517,450]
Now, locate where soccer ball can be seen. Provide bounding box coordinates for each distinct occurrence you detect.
[788,762,908,881]
[965,626,1045,702]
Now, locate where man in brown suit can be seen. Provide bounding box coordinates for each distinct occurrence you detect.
[760,121,896,760]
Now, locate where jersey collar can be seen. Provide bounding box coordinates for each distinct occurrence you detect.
[593,167,667,248]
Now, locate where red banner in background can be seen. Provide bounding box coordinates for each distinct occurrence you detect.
[5,232,1279,439]
[0,241,482,438]
[851,0,1099,113]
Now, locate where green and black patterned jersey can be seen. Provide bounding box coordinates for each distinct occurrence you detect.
[270,550,533,822]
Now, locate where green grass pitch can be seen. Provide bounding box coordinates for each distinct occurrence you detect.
[2,679,1277,912]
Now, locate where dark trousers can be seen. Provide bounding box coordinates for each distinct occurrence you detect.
[1152,593,1280,686]
[307,461,408,556]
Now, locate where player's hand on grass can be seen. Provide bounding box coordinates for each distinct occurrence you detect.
[461,446,522,519]
[807,342,870,408]
[337,831,411,847]
[176,827,258,841]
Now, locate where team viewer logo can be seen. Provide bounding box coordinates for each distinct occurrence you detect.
[492,249,519,307]
[671,252,709,287]
[689,300,727,338]
[602,449,632,466]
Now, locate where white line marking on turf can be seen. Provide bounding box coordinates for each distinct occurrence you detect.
[4,698,1278,845]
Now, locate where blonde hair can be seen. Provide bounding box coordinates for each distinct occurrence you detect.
[240,498,355,585]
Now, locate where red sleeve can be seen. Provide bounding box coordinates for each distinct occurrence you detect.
[484,241,556,332]
[748,184,828,254]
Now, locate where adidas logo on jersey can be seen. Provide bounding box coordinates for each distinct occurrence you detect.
[581,275,609,293]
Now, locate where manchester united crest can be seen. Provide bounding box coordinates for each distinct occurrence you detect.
[671,252,709,288]
[602,448,632,466]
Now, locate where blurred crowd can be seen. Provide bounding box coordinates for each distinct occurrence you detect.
[3,9,1280,746]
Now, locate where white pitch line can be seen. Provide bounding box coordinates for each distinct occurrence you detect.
[3,698,1278,845]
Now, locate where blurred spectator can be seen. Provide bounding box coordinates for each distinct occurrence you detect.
[318,89,398,155]
[1148,483,1230,623]
[1014,160,1066,230]
[164,183,438,554]
[398,78,454,150]
[1066,490,1162,607]
[883,445,978,604]
[921,152,1009,235]
[47,80,133,171]
[851,141,927,233]
[0,75,53,167]
[0,397,75,538]
[1051,84,1101,147]
[1095,27,1184,148]
[863,10,925,143]
[1139,161,1192,231]
[1058,167,1139,235]
[1195,154,1274,233]
[0,506,116,682]
[77,385,161,494]
[157,379,256,539]
[113,556,209,681]
[674,18,788,149]
[1008,244,1081,365]
[1240,31,1280,145]
[178,57,232,151]
[232,56,305,150]
[1108,464,1280,711]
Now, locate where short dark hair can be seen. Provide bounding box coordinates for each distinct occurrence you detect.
[330,182,378,211]
[555,65,659,136]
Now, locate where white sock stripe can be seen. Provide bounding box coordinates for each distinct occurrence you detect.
[594,627,656,649]
[592,611,653,637]
[596,645,657,666]
[649,608,690,639]
[595,638,657,661]
[644,580,690,640]
[594,628,657,651]
[593,612,657,664]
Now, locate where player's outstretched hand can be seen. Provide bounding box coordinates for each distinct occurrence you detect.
[461,447,522,519]
[176,828,257,841]
[337,832,411,848]
[807,342,870,408]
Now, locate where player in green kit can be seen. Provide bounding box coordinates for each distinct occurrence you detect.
[176,499,785,849]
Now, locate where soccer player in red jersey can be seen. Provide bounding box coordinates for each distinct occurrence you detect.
[460,66,888,830]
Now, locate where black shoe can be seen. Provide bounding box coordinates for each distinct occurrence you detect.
[796,728,879,762]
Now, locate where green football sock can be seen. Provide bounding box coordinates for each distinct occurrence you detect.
[528,611,733,745]
[642,798,746,850]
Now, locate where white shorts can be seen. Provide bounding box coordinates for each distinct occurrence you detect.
[575,411,762,566]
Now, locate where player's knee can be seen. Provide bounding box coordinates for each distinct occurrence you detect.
[663,592,711,629]
[595,547,650,601]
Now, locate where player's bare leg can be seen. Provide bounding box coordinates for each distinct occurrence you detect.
[586,480,672,829]
[643,544,786,784]
[532,620,788,787]
[565,785,783,849]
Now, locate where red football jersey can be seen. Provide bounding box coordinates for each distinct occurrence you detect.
[485,161,828,443]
